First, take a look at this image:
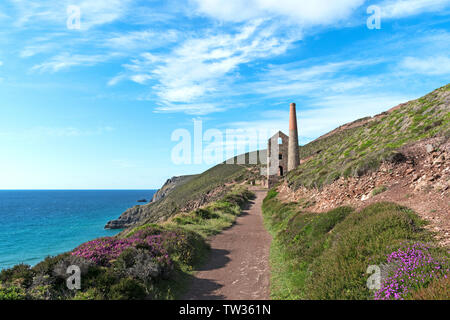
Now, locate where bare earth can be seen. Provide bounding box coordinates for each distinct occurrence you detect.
[183,189,271,300]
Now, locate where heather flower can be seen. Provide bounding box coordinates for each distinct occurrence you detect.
[71,235,172,267]
[374,242,449,300]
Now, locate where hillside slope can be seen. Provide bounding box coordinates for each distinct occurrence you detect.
[288,84,450,189]
[262,84,450,300]
[105,163,259,229]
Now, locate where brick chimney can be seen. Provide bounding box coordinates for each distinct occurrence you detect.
[288,103,300,171]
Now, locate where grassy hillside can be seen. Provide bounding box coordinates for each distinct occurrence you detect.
[287,84,450,189]
[262,190,450,300]
[108,163,253,229]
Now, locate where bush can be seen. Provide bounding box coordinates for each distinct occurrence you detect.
[305,203,431,300]
[108,277,147,300]
[32,253,70,276]
[0,285,27,300]
[0,264,34,288]
[73,288,103,300]
[115,247,170,282]
[28,285,54,300]
[72,235,171,267]
[262,194,444,300]
[375,242,450,300]
[410,275,450,300]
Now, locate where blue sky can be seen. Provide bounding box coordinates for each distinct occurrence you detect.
[0,0,449,189]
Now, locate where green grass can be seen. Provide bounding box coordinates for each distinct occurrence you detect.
[166,186,255,238]
[262,191,448,300]
[127,164,250,225]
[288,84,450,190]
[372,185,388,196]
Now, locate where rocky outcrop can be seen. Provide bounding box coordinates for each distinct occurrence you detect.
[152,175,195,203]
[105,205,147,229]
[105,175,196,230]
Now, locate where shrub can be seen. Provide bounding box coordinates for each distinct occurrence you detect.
[32,253,70,276]
[0,264,34,288]
[28,285,54,300]
[108,277,147,300]
[115,247,171,282]
[52,255,94,279]
[262,194,443,300]
[72,235,171,268]
[73,288,103,300]
[374,242,450,300]
[0,285,27,300]
[410,274,450,300]
[304,203,431,300]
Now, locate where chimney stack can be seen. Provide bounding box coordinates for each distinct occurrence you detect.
[288,103,300,171]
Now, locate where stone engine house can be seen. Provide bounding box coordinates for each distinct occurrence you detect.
[266,103,300,188]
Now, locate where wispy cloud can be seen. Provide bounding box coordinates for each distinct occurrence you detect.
[377,0,450,19]
[0,126,115,140]
[114,20,300,113]
[104,29,179,50]
[31,53,117,72]
[225,93,412,145]
[399,56,450,75]
[9,0,134,30]
[191,0,365,25]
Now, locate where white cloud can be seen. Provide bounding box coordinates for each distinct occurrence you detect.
[191,0,365,25]
[31,53,115,72]
[226,93,412,145]
[377,0,450,19]
[154,102,225,115]
[1,126,115,140]
[9,0,133,30]
[399,56,450,75]
[248,59,383,98]
[104,30,179,50]
[116,20,299,113]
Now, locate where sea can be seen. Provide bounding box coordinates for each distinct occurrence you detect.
[0,190,156,270]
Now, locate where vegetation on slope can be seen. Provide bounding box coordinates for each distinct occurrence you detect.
[288,84,450,189]
[108,163,250,229]
[262,190,450,300]
[0,187,254,300]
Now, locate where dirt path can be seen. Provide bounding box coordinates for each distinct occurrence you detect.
[183,189,271,300]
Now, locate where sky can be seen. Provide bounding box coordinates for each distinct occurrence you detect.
[0,0,449,189]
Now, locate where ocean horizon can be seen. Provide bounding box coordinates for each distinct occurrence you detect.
[0,189,157,270]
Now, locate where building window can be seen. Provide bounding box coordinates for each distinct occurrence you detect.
[279,166,284,176]
[279,154,283,160]
[278,137,282,145]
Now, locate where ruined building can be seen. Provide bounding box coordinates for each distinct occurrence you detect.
[267,103,300,188]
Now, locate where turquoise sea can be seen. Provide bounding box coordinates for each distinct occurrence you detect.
[0,190,156,270]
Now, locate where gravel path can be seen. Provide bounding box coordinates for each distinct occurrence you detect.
[183,189,271,300]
